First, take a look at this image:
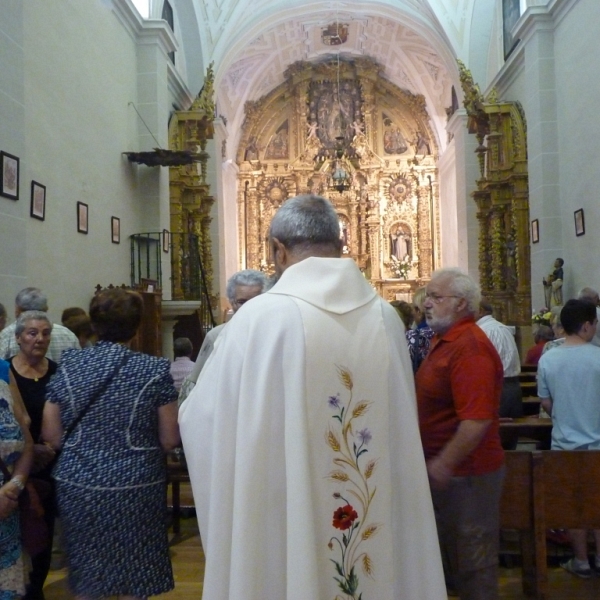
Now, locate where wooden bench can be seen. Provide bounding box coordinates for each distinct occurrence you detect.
[500,450,600,599]
[166,451,191,534]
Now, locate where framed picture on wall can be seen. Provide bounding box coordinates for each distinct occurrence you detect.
[0,151,19,200]
[111,216,120,244]
[77,201,89,234]
[503,0,521,60]
[531,219,539,244]
[30,181,46,221]
[162,229,170,253]
[574,209,585,236]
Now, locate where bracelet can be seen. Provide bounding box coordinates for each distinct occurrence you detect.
[9,477,25,492]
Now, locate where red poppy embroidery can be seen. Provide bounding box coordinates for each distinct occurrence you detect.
[332,504,358,530]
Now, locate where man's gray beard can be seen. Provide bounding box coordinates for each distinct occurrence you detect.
[426,314,455,334]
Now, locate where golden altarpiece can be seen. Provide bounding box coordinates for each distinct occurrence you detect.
[167,65,216,300]
[236,57,440,300]
[458,61,531,324]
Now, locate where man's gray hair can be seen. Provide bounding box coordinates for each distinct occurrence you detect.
[430,267,481,315]
[15,310,52,337]
[15,287,48,312]
[173,337,193,358]
[226,270,269,304]
[269,194,341,252]
[578,287,599,302]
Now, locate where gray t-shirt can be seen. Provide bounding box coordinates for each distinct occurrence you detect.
[538,343,600,449]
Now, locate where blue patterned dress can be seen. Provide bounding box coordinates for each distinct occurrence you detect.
[45,342,178,598]
[0,381,25,599]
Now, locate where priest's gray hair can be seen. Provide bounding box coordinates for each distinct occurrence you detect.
[430,267,481,315]
[269,195,341,252]
[15,310,53,336]
[15,287,48,312]
[226,270,269,304]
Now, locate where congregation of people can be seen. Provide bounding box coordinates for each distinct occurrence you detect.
[2,196,600,599]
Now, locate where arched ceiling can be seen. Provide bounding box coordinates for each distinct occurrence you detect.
[185,0,482,157]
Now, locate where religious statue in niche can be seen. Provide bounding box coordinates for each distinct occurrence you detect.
[338,214,350,255]
[543,257,564,308]
[383,116,408,155]
[389,224,412,261]
[265,121,289,160]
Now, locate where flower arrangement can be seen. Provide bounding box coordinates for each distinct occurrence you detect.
[388,255,415,280]
[532,307,552,328]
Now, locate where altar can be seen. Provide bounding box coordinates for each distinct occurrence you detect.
[235,57,440,300]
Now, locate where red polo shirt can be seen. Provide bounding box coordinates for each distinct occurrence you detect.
[416,316,504,476]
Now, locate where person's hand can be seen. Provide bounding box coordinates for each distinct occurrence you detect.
[0,487,18,519]
[427,457,453,491]
[32,443,55,472]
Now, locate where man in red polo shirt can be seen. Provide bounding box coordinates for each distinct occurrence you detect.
[416,267,505,600]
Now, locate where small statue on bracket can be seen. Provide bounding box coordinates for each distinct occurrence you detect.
[543,257,564,308]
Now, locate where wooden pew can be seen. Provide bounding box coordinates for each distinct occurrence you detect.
[501,450,600,599]
[500,451,537,596]
[531,450,600,599]
[166,450,191,534]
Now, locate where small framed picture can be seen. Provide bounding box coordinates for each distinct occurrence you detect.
[111,216,120,244]
[0,151,20,200]
[531,219,539,244]
[574,209,585,236]
[77,201,89,234]
[162,229,170,253]
[30,181,46,221]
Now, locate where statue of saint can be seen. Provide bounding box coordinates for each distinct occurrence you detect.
[543,257,564,308]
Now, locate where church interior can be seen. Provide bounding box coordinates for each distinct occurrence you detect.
[2,0,599,343]
[3,0,600,597]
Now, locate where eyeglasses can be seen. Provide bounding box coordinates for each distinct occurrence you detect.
[232,298,251,307]
[425,293,461,304]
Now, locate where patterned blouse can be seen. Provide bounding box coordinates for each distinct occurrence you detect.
[406,325,435,373]
[46,342,177,488]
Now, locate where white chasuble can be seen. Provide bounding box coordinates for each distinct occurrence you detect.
[180,257,445,600]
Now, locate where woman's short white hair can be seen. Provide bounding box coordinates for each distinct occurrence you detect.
[225,270,269,304]
[15,310,52,337]
[430,267,481,315]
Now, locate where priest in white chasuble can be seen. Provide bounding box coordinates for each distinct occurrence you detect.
[179,195,446,600]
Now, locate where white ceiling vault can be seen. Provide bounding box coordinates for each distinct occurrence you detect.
[181,0,488,157]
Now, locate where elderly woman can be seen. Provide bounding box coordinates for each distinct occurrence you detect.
[406,287,435,373]
[42,289,179,600]
[0,378,33,598]
[9,310,57,599]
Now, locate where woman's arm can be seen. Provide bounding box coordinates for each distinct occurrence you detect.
[41,401,64,451]
[9,370,31,428]
[158,401,180,452]
[0,391,34,519]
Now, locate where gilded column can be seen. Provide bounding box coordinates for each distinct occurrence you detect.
[416,184,432,279]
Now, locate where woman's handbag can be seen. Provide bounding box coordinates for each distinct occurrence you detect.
[0,458,49,556]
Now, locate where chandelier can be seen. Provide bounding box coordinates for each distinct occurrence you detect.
[331,136,351,193]
[329,41,351,194]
